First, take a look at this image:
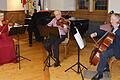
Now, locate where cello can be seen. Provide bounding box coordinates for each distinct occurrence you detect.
[89,31,115,66]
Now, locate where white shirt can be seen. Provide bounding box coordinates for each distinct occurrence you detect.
[112,24,119,34]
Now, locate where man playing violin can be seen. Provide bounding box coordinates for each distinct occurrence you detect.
[90,13,120,80]
[44,10,70,67]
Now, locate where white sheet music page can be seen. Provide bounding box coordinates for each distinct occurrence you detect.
[74,27,84,49]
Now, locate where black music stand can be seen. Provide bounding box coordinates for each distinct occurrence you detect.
[9,26,31,70]
[39,26,59,71]
[65,27,87,80]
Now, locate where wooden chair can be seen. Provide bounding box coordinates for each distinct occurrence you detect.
[109,57,120,71]
[60,31,70,58]
[108,56,120,78]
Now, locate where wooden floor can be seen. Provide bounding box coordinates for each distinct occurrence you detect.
[0,35,120,80]
[0,36,50,80]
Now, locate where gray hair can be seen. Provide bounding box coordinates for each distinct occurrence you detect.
[111,13,120,21]
[54,10,61,15]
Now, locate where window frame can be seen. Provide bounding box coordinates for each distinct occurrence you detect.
[77,0,90,11]
[93,0,108,12]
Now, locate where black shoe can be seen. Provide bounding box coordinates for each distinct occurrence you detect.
[54,63,61,67]
[29,44,32,47]
[91,73,103,80]
[48,51,52,56]
[103,68,110,72]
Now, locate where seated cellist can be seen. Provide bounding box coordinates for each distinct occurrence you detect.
[90,13,120,80]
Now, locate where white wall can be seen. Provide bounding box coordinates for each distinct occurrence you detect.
[108,0,120,13]
[0,0,7,11]
[48,0,76,11]
[0,0,23,11]
[0,0,80,11]
[7,0,23,11]
[1,0,119,12]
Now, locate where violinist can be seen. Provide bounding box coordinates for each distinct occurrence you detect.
[0,19,17,65]
[44,10,70,67]
[90,13,120,80]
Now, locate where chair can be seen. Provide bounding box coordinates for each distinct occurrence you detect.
[109,57,120,71]
[108,56,120,78]
[60,30,70,58]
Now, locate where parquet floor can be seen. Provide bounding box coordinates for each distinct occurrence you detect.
[0,36,50,80]
[0,35,120,80]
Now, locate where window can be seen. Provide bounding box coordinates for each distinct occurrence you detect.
[78,0,89,10]
[94,0,108,11]
[77,0,108,11]
[76,0,108,21]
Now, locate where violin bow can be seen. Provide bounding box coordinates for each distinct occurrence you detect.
[91,37,97,45]
[7,15,14,23]
[91,31,109,47]
[96,31,109,43]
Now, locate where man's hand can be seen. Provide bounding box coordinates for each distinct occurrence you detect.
[0,32,1,35]
[90,32,97,38]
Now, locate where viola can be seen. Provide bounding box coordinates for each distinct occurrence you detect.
[56,17,69,27]
[89,32,115,66]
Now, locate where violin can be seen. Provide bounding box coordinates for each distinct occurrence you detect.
[0,15,14,33]
[89,32,115,66]
[2,15,14,26]
[56,17,69,27]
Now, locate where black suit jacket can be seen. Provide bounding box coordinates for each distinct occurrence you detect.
[110,25,120,59]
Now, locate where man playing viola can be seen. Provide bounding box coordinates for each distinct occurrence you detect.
[44,10,70,67]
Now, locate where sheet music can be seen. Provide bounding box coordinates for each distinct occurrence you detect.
[74,27,84,49]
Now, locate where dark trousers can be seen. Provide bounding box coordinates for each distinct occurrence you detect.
[27,26,42,45]
[44,35,66,63]
[28,31,32,45]
[97,49,114,75]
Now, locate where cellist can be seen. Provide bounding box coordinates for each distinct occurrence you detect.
[90,13,120,80]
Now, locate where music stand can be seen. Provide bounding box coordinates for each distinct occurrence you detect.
[9,25,31,70]
[65,27,87,80]
[38,26,59,71]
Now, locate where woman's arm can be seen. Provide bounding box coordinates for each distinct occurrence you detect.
[47,18,55,27]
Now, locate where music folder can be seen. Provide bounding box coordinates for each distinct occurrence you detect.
[39,26,60,39]
[9,25,26,36]
[74,27,84,49]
